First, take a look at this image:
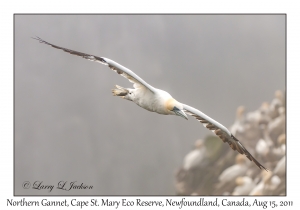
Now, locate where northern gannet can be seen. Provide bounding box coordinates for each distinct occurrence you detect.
[232,176,255,195]
[230,106,245,136]
[268,107,286,142]
[249,170,270,195]
[273,156,285,177]
[33,37,267,171]
[214,154,248,193]
[271,133,286,158]
[269,90,284,119]
[183,139,206,171]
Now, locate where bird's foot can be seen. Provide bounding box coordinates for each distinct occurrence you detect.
[112,85,128,97]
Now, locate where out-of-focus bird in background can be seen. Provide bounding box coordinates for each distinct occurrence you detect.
[33,36,267,171]
[230,106,246,136]
[183,139,207,171]
[175,139,208,195]
[214,154,248,195]
[268,107,286,143]
[232,176,255,196]
[269,90,284,119]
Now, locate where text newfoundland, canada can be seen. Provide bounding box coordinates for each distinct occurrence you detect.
[7,198,294,209]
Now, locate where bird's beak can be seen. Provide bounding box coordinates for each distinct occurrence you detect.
[173,107,188,120]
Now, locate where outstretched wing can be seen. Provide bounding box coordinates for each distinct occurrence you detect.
[183,104,267,171]
[33,37,156,92]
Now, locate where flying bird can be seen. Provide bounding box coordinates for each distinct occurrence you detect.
[33,37,267,171]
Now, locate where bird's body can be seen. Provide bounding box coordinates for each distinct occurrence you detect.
[232,176,255,195]
[183,149,205,170]
[274,156,285,177]
[230,106,245,136]
[214,154,248,194]
[131,88,175,115]
[218,164,248,183]
[249,170,270,195]
[255,138,270,158]
[269,90,284,119]
[218,155,248,183]
[268,107,285,142]
[263,175,281,195]
[33,37,267,171]
[183,139,206,171]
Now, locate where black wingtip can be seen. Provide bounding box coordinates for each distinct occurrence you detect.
[31,36,49,45]
[31,36,41,41]
[261,166,269,172]
[231,134,268,171]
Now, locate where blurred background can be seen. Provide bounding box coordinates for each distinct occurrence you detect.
[15,15,285,195]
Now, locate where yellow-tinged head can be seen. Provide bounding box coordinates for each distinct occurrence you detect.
[277,133,286,145]
[275,90,283,100]
[235,176,244,186]
[194,139,204,149]
[165,98,188,120]
[235,154,247,164]
[236,106,245,120]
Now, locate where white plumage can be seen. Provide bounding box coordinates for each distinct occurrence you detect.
[274,156,285,177]
[33,37,267,170]
[217,155,248,185]
[255,138,270,157]
[249,170,269,195]
[268,107,286,142]
[183,139,206,170]
[232,176,255,195]
[230,106,245,136]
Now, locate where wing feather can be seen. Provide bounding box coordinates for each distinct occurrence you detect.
[183,104,267,171]
[33,37,156,92]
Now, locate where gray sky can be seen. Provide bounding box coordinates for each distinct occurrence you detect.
[15,15,285,195]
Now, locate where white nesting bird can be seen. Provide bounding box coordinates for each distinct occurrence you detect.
[236,103,270,153]
[255,138,270,158]
[273,156,286,177]
[262,171,282,195]
[232,176,255,195]
[268,107,285,142]
[214,154,249,193]
[270,133,286,160]
[33,37,266,170]
[245,102,270,126]
[255,124,274,159]
[230,106,245,136]
[249,170,270,195]
[249,170,282,195]
[183,139,206,171]
[269,90,284,119]
[277,133,286,148]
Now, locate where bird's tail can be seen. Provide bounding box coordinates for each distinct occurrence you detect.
[112,85,128,96]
